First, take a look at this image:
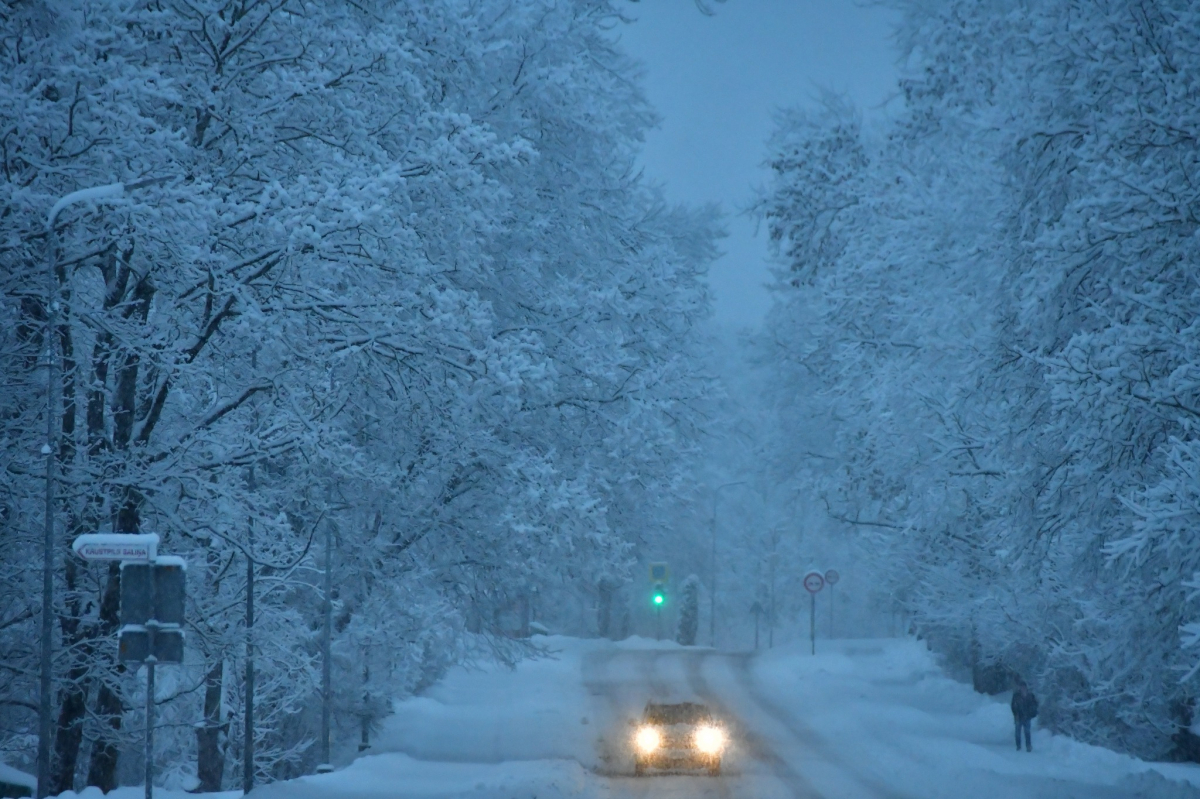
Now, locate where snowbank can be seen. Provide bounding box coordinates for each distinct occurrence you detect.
[0,763,35,795]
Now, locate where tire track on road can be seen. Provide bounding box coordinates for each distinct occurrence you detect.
[652,651,734,799]
[583,648,731,799]
[727,655,917,799]
[683,651,821,799]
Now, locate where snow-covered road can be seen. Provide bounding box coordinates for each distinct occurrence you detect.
[246,636,1200,799]
[55,637,1200,799]
[581,646,905,799]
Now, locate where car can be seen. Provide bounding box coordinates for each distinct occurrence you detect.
[632,701,726,777]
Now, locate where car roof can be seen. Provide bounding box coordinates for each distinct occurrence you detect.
[642,701,713,724]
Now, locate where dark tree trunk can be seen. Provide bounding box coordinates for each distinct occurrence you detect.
[596,578,614,639]
[86,562,124,791]
[50,677,87,795]
[195,661,227,792]
[50,305,115,792]
[518,593,530,639]
[50,558,90,795]
[86,681,124,791]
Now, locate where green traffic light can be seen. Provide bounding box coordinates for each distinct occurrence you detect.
[653,594,664,605]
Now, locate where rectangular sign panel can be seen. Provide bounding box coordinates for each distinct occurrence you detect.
[120,562,186,626]
[118,626,184,664]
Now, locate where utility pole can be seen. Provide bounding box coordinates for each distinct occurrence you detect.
[37,210,61,799]
[318,510,333,773]
[709,481,746,649]
[359,656,370,753]
[768,551,776,649]
[243,351,260,796]
[243,504,255,794]
[750,601,763,650]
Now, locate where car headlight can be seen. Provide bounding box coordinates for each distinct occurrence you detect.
[635,725,662,753]
[694,725,725,754]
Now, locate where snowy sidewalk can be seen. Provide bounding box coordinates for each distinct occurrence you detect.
[746,639,1200,799]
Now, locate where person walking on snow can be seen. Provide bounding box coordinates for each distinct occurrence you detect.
[1011,680,1038,752]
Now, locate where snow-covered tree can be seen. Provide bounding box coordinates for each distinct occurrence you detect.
[757,0,1200,759]
[675,574,700,646]
[1,0,717,788]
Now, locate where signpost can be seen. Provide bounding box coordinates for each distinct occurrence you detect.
[749,601,765,650]
[803,570,825,655]
[824,569,840,638]
[73,535,185,799]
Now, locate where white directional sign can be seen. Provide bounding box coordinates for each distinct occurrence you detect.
[803,570,825,594]
[72,533,159,562]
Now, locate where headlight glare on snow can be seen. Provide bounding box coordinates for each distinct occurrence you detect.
[635,725,662,753]
[694,724,725,754]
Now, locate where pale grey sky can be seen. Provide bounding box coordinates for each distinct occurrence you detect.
[618,1,900,331]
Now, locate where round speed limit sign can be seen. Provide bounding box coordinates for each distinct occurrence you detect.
[803,571,825,594]
[824,569,840,586]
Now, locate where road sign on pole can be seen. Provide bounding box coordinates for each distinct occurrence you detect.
[804,571,824,655]
[121,561,186,627]
[72,536,184,799]
[118,627,185,663]
[649,562,669,583]
[824,570,840,639]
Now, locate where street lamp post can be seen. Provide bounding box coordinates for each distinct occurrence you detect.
[318,512,334,773]
[37,178,172,798]
[709,481,746,649]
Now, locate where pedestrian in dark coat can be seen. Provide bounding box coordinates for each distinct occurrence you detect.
[1011,681,1038,752]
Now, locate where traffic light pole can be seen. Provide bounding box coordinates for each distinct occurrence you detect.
[650,580,666,640]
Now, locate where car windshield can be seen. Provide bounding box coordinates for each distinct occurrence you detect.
[644,702,712,725]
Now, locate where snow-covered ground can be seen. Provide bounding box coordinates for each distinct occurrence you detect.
[49,636,1200,799]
